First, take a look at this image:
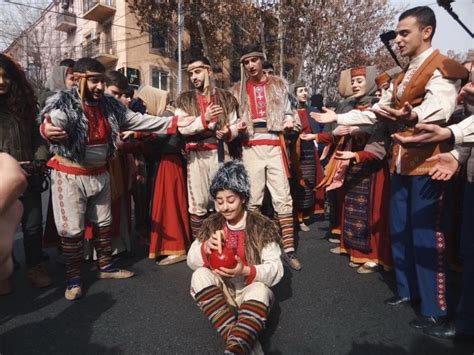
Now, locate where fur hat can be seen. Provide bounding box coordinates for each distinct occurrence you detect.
[210,161,251,201]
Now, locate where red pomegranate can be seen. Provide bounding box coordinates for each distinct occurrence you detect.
[209,247,237,270]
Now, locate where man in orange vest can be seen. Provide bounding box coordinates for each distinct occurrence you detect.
[314,6,468,329]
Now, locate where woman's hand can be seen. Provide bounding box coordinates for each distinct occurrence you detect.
[335,151,356,160]
[300,133,317,141]
[214,256,250,278]
[311,107,337,123]
[332,125,350,136]
[205,230,225,254]
[120,131,136,140]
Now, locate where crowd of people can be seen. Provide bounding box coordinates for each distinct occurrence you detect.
[0,5,473,353]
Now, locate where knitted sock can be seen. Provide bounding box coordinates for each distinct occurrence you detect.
[278,213,295,253]
[194,285,236,340]
[61,235,83,283]
[225,300,268,354]
[92,225,113,270]
[190,214,205,239]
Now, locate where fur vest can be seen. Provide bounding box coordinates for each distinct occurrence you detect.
[231,75,295,135]
[38,89,126,163]
[197,210,282,265]
[175,88,239,129]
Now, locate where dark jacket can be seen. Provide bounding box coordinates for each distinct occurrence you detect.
[0,106,48,161]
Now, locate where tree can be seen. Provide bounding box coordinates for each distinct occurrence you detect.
[127,0,400,100]
[0,0,63,93]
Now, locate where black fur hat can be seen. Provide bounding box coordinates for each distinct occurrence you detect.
[210,161,251,201]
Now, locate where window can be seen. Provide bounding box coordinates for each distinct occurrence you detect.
[150,24,169,54]
[151,68,168,91]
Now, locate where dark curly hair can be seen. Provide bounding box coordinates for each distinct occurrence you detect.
[0,54,38,121]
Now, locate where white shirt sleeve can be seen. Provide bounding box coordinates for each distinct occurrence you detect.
[187,239,206,271]
[411,69,459,124]
[449,115,474,146]
[252,242,284,287]
[336,84,394,126]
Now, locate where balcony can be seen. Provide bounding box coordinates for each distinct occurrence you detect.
[82,39,118,69]
[55,11,77,32]
[82,0,116,22]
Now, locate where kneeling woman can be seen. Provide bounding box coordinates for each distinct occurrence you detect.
[187,161,284,354]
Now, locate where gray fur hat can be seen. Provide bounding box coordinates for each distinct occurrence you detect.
[210,161,251,201]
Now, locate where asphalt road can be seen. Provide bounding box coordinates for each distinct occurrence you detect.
[1,216,473,354]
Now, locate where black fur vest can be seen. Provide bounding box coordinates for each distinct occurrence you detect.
[38,89,127,164]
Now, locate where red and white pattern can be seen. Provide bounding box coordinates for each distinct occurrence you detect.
[435,192,447,312]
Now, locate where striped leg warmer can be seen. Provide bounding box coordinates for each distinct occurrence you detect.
[92,225,113,270]
[61,234,83,284]
[194,285,236,340]
[225,300,268,355]
[190,214,205,239]
[278,213,295,253]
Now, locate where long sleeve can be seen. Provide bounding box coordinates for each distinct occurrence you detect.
[337,109,377,126]
[411,69,459,124]
[227,110,239,141]
[450,145,472,164]
[362,122,393,161]
[449,115,474,146]
[174,107,212,136]
[31,121,50,161]
[120,109,179,135]
[337,84,393,126]
[187,239,209,270]
[249,242,284,287]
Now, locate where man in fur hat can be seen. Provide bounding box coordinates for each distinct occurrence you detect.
[38,58,206,301]
[187,160,283,354]
[174,56,239,239]
[232,46,302,271]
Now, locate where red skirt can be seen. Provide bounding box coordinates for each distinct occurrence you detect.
[149,154,190,258]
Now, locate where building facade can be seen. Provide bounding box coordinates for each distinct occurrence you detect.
[4,0,187,99]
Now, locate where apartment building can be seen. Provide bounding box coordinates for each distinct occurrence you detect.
[4,0,186,98]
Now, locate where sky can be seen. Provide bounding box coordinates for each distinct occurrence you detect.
[390,0,473,54]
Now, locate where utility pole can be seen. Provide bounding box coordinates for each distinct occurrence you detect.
[177,0,183,94]
[277,4,284,78]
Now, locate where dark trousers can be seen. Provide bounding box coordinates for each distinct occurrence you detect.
[390,174,450,317]
[456,182,474,334]
[19,189,44,268]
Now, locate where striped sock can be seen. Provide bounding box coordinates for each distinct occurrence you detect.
[61,235,83,282]
[194,285,236,340]
[278,213,295,253]
[190,214,205,239]
[225,300,268,354]
[92,225,113,270]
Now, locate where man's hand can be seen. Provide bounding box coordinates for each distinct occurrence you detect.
[177,115,195,127]
[237,119,247,133]
[311,107,337,124]
[120,131,136,140]
[459,82,474,106]
[214,256,249,278]
[43,114,68,142]
[205,103,224,123]
[391,123,452,146]
[349,126,362,136]
[373,102,417,125]
[332,125,350,136]
[426,153,459,181]
[300,133,317,141]
[283,119,294,132]
[216,125,230,140]
[335,151,356,160]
